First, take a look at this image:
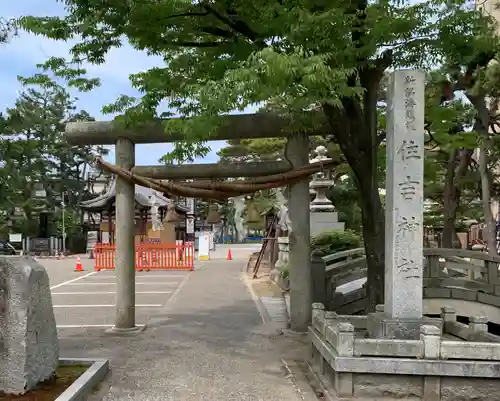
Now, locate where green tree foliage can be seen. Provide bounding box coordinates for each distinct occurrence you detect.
[218,138,286,163]
[327,177,363,234]
[422,70,480,247]
[0,17,16,43]
[0,76,108,237]
[19,0,500,311]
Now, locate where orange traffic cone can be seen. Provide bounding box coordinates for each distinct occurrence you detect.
[74,256,84,272]
[227,249,232,261]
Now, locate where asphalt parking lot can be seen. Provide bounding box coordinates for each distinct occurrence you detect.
[36,244,259,335]
[39,257,190,331]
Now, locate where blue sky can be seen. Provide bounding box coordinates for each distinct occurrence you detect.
[0,0,249,166]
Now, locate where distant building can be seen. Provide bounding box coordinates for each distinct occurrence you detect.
[80,177,190,244]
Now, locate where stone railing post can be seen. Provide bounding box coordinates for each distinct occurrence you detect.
[485,260,498,285]
[469,316,488,334]
[333,322,355,397]
[421,325,441,401]
[311,249,326,305]
[440,306,456,322]
[312,303,326,334]
[312,303,325,322]
[335,322,355,357]
[425,255,441,278]
[324,311,338,329]
[420,325,441,359]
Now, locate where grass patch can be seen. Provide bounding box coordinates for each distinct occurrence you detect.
[0,365,88,401]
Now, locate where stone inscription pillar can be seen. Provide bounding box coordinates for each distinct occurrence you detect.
[113,137,137,331]
[384,70,425,319]
[287,133,312,332]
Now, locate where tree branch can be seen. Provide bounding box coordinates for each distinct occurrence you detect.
[171,41,229,48]
[197,26,234,39]
[202,4,266,48]
[166,11,211,19]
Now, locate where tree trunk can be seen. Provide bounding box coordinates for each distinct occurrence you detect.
[359,184,385,311]
[468,95,497,255]
[479,140,497,254]
[322,99,385,312]
[443,148,473,248]
[442,150,458,248]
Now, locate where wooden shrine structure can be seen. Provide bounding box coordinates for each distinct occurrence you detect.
[81,176,190,244]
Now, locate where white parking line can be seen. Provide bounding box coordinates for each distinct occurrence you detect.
[50,271,98,290]
[57,324,146,328]
[89,275,187,278]
[135,291,173,294]
[63,282,179,285]
[51,291,173,295]
[53,304,162,308]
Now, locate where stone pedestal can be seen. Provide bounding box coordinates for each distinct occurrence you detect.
[367,311,442,340]
[310,212,344,237]
[275,236,290,269]
[0,256,59,394]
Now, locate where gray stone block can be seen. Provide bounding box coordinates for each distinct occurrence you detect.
[450,288,477,302]
[366,312,443,340]
[423,287,451,299]
[478,292,500,308]
[310,212,344,237]
[0,256,59,394]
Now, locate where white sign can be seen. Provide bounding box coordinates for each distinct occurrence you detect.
[9,233,22,243]
[102,231,110,244]
[186,198,195,214]
[86,231,98,250]
[209,232,215,251]
[198,231,210,261]
[186,217,195,234]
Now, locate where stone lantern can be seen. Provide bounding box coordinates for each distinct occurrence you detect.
[309,145,345,236]
[309,145,335,213]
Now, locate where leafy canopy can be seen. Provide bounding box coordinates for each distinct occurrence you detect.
[18,0,498,161]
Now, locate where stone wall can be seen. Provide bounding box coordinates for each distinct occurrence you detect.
[0,257,59,395]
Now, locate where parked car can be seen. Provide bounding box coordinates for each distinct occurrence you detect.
[0,240,16,255]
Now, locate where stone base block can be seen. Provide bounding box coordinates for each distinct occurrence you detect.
[104,325,146,336]
[367,312,443,340]
[310,212,345,237]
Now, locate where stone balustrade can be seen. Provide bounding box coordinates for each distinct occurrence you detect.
[310,302,500,400]
[312,247,500,316]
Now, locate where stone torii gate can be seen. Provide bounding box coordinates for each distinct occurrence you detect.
[65,114,322,333]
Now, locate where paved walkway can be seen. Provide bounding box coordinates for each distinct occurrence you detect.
[61,249,309,400]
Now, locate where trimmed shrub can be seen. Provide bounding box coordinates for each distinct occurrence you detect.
[311,229,362,255]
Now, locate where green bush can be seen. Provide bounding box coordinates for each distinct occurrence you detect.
[311,229,362,255]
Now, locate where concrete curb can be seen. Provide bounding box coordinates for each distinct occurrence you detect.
[56,358,110,401]
[304,359,335,401]
[282,359,322,401]
[240,272,273,324]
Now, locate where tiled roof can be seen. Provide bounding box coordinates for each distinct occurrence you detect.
[80,176,189,212]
